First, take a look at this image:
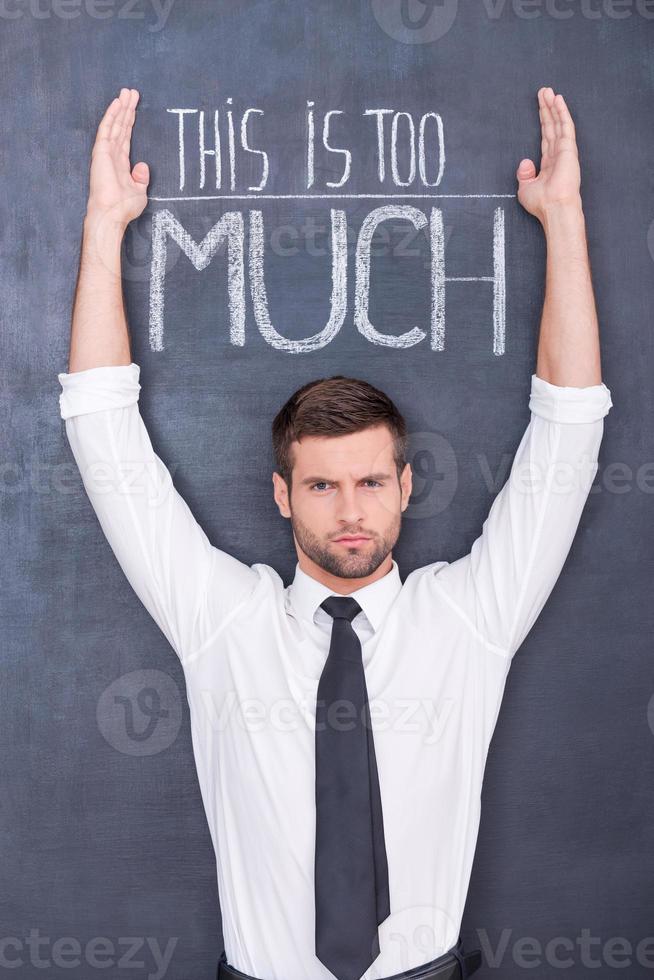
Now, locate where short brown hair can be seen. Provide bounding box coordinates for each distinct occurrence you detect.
[271,375,408,491]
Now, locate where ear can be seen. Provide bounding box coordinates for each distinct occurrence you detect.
[272,471,291,519]
[400,462,412,512]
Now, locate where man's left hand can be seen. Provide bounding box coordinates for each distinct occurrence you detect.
[516,86,582,224]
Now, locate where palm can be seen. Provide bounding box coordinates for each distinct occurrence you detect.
[88,88,149,226]
[517,87,581,223]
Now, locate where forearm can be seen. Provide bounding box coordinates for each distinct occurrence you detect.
[535,200,603,387]
[67,213,131,373]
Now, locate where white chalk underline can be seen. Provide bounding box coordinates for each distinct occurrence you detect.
[150,192,515,201]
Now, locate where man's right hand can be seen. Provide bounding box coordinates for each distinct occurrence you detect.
[68,89,148,372]
[86,87,149,229]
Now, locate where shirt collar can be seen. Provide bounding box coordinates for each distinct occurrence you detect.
[288,559,403,633]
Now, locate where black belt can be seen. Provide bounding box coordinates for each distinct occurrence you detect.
[217,935,482,980]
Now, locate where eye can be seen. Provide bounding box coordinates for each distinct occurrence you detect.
[309,479,383,492]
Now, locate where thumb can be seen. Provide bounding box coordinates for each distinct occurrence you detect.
[516,158,537,181]
[132,161,150,185]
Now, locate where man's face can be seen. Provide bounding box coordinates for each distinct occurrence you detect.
[272,424,412,581]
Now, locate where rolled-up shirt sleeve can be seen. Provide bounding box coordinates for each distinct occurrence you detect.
[432,373,614,660]
[58,362,259,665]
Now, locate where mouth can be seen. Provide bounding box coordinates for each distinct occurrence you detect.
[333,536,371,545]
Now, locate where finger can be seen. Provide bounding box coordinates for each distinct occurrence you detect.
[554,92,576,143]
[121,89,139,156]
[131,161,150,185]
[119,88,138,146]
[95,96,120,143]
[537,88,551,159]
[551,92,578,159]
[109,87,131,143]
[113,87,132,142]
[550,89,563,139]
[517,158,537,181]
[539,86,556,156]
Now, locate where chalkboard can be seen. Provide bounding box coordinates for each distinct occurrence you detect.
[3,2,652,978]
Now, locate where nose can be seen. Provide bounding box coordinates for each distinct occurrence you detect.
[334,485,366,525]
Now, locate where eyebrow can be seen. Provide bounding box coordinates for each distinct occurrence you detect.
[299,472,393,486]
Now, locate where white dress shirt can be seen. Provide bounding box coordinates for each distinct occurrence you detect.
[57,364,613,980]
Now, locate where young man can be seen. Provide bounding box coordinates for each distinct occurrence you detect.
[58,87,612,980]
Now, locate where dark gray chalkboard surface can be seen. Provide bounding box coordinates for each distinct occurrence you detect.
[2,2,652,978]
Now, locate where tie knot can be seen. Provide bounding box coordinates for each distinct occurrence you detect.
[319,595,362,624]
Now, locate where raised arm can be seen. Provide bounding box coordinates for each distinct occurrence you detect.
[430,87,613,660]
[60,89,259,666]
[517,87,602,387]
[69,88,150,372]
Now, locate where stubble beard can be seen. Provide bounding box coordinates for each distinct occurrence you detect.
[289,505,402,579]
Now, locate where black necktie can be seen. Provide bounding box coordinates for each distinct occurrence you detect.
[314,595,391,980]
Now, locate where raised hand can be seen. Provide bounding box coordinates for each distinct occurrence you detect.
[87,87,149,228]
[516,87,581,223]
